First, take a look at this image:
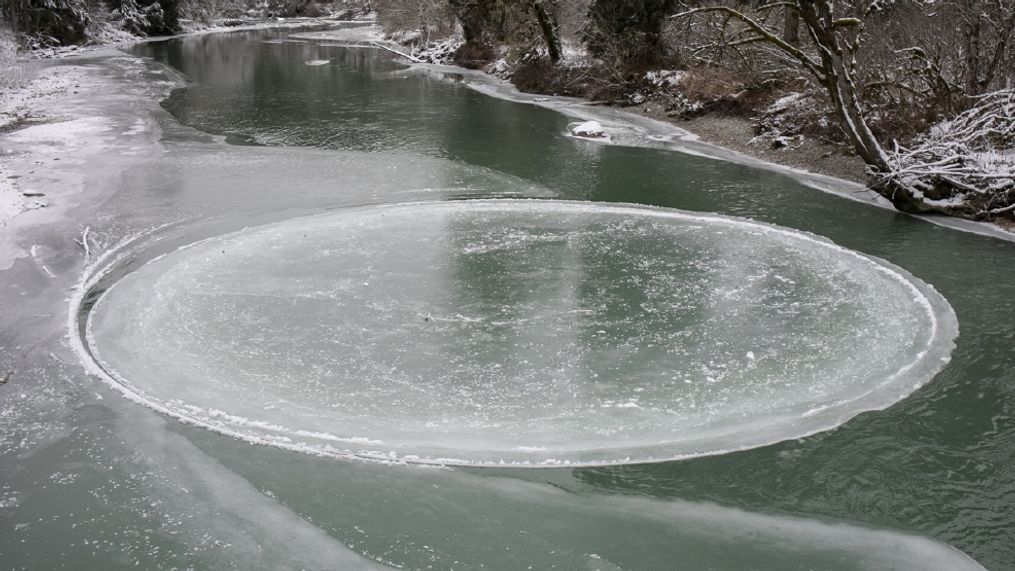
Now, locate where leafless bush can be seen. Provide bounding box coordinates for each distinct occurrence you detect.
[752,90,846,146]
[511,55,593,95]
[180,0,248,23]
[375,0,456,44]
[452,40,496,69]
[884,90,1015,218]
[679,67,741,104]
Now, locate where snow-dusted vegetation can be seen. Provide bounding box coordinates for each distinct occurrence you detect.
[370,0,1015,223]
[2,0,1013,222]
[0,0,371,50]
[884,90,1015,218]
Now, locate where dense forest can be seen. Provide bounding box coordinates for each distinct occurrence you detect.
[3,0,1013,222]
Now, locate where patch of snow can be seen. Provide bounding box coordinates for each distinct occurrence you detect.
[490,58,511,79]
[569,120,606,139]
[923,195,969,207]
[560,42,588,63]
[771,135,804,150]
[0,166,26,226]
[387,29,422,45]
[645,70,685,89]
[768,92,806,113]
[288,25,385,45]
[409,38,461,65]
[7,117,111,149]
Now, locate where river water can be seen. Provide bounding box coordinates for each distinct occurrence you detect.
[1,23,1014,569]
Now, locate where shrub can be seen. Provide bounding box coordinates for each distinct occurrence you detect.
[2,0,90,46]
[452,41,496,69]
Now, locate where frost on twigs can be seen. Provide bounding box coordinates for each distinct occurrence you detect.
[408,38,461,65]
[752,91,837,148]
[882,90,1015,219]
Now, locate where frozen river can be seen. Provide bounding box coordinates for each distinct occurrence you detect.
[2,23,1013,569]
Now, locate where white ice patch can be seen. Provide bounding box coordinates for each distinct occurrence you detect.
[77,200,958,467]
[0,165,26,226]
[6,117,111,150]
[288,25,386,44]
[568,120,606,139]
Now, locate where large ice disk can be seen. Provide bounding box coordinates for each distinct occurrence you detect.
[84,200,958,466]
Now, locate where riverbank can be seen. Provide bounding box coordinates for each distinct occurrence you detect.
[665,112,866,184]
[0,61,95,226]
[0,16,368,227]
[638,100,1014,237]
[2,19,1012,240]
[399,38,1015,239]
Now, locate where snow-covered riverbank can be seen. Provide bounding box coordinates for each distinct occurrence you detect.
[386,45,1015,242]
[2,19,1013,247]
[0,50,175,269]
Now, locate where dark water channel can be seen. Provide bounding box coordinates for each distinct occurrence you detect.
[2,23,1013,570]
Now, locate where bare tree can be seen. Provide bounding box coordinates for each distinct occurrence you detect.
[954,0,1015,95]
[584,0,676,66]
[446,0,563,64]
[672,1,1014,218]
[532,0,562,62]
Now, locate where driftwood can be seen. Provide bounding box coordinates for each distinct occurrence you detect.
[370,41,423,63]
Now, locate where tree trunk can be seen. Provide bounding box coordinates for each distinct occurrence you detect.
[797,2,888,169]
[964,2,983,94]
[532,0,562,63]
[448,0,485,45]
[796,1,932,213]
[980,7,1015,93]
[584,0,674,65]
[782,4,799,47]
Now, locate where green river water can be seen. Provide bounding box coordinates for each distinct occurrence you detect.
[1,23,1013,570]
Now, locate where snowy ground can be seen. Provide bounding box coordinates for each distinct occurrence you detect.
[0,17,372,230]
[0,52,174,269]
[0,65,95,228]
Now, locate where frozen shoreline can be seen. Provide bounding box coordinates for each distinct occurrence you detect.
[397,59,1015,243]
[2,19,1013,245]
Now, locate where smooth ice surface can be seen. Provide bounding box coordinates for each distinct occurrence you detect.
[84,200,957,466]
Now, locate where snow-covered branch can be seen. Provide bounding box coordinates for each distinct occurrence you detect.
[881,90,1015,218]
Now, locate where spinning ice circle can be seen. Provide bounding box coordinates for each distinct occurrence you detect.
[81,200,957,466]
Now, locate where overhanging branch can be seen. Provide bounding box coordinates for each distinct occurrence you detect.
[669,5,824,79]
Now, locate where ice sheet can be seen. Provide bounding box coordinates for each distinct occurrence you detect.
[81,200,958,466]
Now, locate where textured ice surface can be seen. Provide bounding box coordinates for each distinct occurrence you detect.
[84,200,957,466]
